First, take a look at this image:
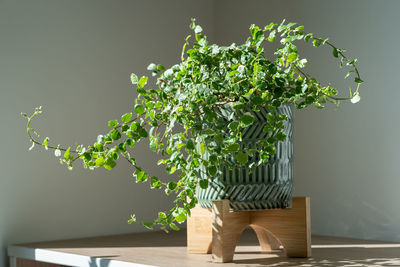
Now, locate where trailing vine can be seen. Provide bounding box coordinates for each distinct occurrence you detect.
[22,19,362,232]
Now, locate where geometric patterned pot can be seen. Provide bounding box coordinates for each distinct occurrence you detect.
[196,105,294,210]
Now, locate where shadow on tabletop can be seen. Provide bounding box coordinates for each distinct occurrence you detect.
[232,248,400,266]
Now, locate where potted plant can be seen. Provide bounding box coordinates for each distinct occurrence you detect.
[22,19,362,232]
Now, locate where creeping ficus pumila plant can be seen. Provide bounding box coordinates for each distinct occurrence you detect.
[23,19,362,232]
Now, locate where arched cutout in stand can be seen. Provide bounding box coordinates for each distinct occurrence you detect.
[250,225,281,251]
[187,197,311,263]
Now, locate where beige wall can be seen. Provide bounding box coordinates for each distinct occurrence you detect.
[214,0,400,242]
[0,0,214,265]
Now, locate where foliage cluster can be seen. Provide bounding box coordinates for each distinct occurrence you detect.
[23,19,362,231]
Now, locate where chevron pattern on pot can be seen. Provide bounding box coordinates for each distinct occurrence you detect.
[197,105,294,210]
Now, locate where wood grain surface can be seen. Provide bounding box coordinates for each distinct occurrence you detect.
[10,226,400,266]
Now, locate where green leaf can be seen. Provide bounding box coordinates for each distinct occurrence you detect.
[138,76,148,88]
[263,125,274,133]
[158,212,167,219]
[136,171,148,182]
[138,128,148,138]
[225,143,240,152]
[314,102,324,109]
[235,152,248,164]
[157,64,165,71]
[200,143,206,155]
[313,39,322,47]
[207,166,217,176]
[332,48,339,58]
[199,179,209,189]
[82,152,91,161]
[175,212,187,223]
[130,122,138,132]
[64,147,71,161]
[121,125,129,132]
[276,132,287,142]
[229,70,239,77]
[134,105,145,115]
[95,157,104,167]
[169,223,180,231]
[277,19,287,32]
[110,129,121,140]
[186,139,195,150]
[304,33,313,42]
[267,30,276,42]
[215,133,223,142]
[264,22,276,31]
[347,59,357,66]
[142,221,154,229]
[43,137,49,150]
[181,42,188,60]
[251,96,263,105]
[168,166,177,174]
[228,121,239,131]
[267,136,276,143]
[104,158,116,170]
[130,73,138,84]
[254,30,265,46]
[249,24,256,37]
[121,113,132,123]
[168,181,177,190]
[176,143,185,149]
[354,77,364,84]
[287,53,298,63]
[108,120,118,128]
[240,112,255,127]
[150,176,162,189]
[209,154,217,163]
[112,152,119,160]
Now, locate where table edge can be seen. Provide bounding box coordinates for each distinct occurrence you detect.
[7,245,155,267]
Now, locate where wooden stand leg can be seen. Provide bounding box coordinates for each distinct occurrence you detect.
[187,197,311,262]
[211,200,249,263]
[186,203,212,254]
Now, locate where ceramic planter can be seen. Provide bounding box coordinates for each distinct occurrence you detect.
[196,105,294,210]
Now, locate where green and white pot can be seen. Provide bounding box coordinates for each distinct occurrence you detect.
[196,105,294,210]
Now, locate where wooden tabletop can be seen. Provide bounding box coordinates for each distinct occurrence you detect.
[8,228,400,266]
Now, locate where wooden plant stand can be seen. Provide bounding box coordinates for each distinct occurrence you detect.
[187,197,311,263]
